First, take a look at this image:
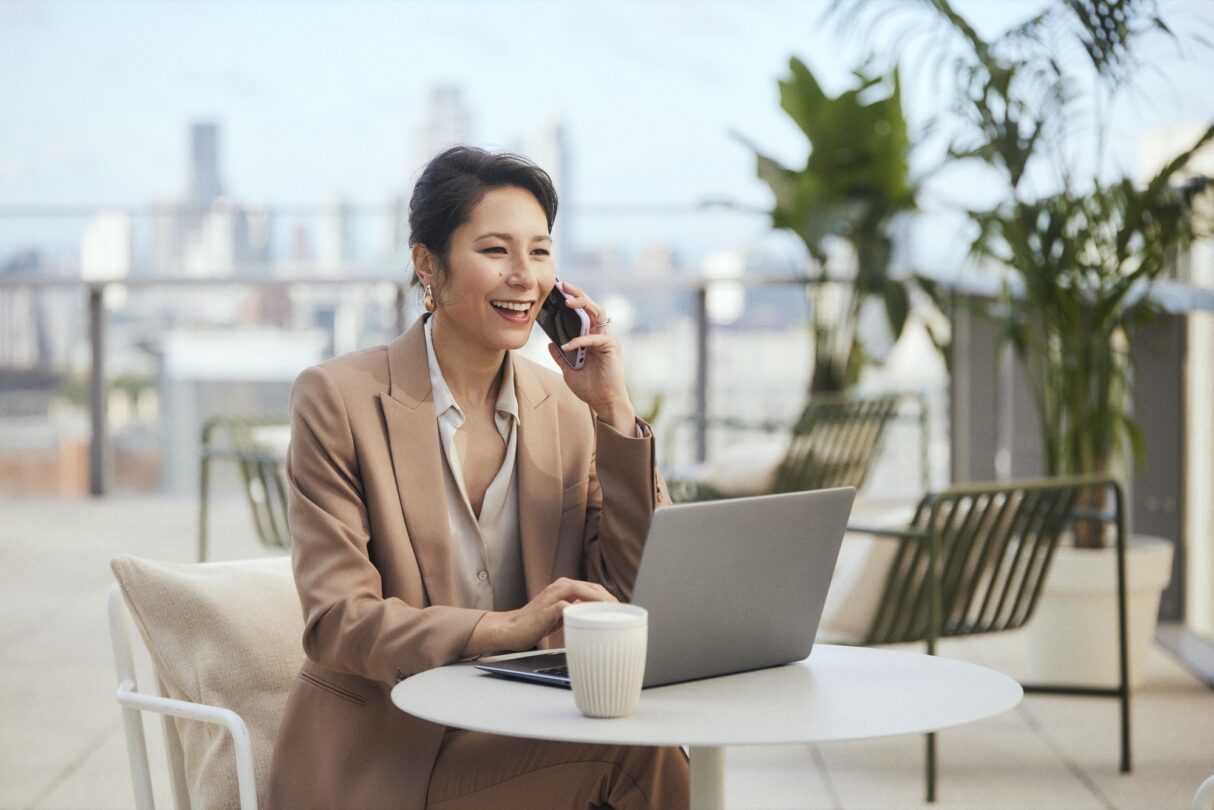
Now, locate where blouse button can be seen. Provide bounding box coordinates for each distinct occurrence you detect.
[477,570,489,582]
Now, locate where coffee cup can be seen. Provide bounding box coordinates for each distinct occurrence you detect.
[563,602,648,718]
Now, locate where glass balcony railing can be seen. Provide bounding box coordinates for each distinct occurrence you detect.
[0,272,947,501]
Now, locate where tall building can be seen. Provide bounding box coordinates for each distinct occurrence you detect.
[0,251,51,371]
[317,199,353,275]
[389,193,410,257]
[400,85,475,255]
[414,84,473,172]
[151,198,183,277]
[517,120,572,268]
[154,121,226,276]
[0,250,58,421]
[153,122,269,278]
[190,122,223,209]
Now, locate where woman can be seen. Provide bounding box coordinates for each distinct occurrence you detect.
[268,146,689,809]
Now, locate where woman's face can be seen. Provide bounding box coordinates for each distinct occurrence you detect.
[425,185,555,356]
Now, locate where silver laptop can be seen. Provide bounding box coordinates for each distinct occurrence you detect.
[476,486,855,688]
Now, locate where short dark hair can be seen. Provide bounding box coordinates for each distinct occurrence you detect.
[408,146,558,286]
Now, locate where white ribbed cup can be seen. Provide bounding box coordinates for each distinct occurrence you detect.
[563,603,648,718]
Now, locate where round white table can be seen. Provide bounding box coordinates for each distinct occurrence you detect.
[392,644,1022,809]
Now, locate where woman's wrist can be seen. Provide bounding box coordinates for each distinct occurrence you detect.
[464,611,512,658]
[595,403,637,435]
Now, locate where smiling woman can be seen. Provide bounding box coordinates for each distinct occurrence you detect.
[416,186,555,363]
[267,146,688,810]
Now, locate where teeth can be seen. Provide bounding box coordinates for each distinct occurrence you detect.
[492,301,531,312]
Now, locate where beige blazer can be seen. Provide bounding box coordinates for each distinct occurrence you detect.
[268,318,668,810]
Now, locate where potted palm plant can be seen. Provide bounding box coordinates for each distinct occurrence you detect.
[909,0,1214,685]
[742,58,917,394]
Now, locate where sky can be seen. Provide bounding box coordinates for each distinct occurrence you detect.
[3,0,1214,270]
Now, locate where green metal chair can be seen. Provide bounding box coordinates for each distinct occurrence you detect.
[197,416,291,561]
[670,393,909,502]
[847,475,1131,802]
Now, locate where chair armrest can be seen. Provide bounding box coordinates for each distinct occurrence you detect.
[666,479,727,504]
[845,524,927,541]
[666,413,788,435]
[115,680,259,810]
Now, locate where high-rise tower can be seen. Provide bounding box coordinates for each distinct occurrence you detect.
[415,84,472,170]
[189,122,223,209]
[518,120,572,268]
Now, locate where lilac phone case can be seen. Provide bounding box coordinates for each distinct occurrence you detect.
[548,279,590,370]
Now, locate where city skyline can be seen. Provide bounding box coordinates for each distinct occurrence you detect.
[3,0,1214,272]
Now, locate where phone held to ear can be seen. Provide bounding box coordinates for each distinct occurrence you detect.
[537,279,590,370]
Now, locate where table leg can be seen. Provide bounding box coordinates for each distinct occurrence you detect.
[688,746,725,810]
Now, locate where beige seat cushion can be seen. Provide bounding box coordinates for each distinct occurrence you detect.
[111,555,303,810]
[816,535,899,643]
[695,435,788,496]
[817,501,919,644]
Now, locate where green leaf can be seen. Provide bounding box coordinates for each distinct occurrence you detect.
[882,280,910,341]
[749,57,919,388]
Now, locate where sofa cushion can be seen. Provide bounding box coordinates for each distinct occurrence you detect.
[695,435,787,497]
[817,501,919,644]
[111,554,302,810]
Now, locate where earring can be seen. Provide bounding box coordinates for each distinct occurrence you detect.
[423,285,436,312]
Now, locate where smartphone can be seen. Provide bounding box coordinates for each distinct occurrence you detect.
[536,279,590,370]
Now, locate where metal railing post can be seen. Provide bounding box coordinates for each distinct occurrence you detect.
[88,283,108,496]
[694,284,709,463]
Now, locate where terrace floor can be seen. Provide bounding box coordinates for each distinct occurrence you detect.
[2,492,1212,809]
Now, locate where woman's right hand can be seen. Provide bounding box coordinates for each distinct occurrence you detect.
[462,577,618,658]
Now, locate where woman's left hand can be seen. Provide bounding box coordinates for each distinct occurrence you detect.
[546,280,637,434]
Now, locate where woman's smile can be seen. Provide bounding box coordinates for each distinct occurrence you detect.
[489,298,536,324]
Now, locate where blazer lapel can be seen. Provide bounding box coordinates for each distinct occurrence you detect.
[379,319,458,608]
[514,357,562,599]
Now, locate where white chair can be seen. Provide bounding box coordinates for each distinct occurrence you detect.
[1195,773,1214,810]
[107,555,301,810]
[109,584,259,810]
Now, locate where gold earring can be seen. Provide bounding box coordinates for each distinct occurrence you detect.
[423,285,436,312]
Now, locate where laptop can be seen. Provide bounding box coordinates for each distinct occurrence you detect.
[475,486,855,688]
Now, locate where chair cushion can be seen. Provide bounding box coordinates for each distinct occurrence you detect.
[817,501,918,644]
[695,435,787,497]
[816,535,899,643]
[111,555,302,810]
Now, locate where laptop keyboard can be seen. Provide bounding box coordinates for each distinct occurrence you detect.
[536,665,569,678]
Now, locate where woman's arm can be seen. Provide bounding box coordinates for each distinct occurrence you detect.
[460,576,620,656]
[579,413,671,602]
[542,280,670,602]
[288,364,487,684]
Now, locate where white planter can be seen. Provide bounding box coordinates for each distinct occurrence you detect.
[1023,536,1174,689]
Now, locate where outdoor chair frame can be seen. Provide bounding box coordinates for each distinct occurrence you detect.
[847,475,1132,803]
[197,415,290,561]
[108,584,260,810]
[669,393,923,502]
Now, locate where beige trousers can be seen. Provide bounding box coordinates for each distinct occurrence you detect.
[426,728,690,810]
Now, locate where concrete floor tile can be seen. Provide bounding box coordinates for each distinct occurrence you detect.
[819,721,1104,810]
[725,744,836,810]
[3,494,1214,810]
[29,726,155,810]
[1091,765,1212,810]
[1021,687,1214,769]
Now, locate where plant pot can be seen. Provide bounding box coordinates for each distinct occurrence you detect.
[1022,536,1174,689]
